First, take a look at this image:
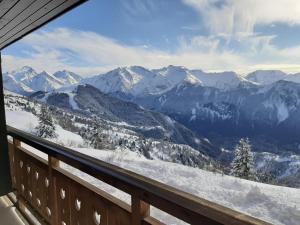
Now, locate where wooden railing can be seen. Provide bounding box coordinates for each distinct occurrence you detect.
[6,125,271,225]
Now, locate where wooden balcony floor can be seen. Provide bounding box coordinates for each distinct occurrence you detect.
[0,195,29,225]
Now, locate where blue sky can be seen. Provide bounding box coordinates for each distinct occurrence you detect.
[3,0,300,76]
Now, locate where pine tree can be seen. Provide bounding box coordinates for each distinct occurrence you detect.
[85,119,111,150]
[231,138,257,180]
[35,105,57,138]
[90,125,104,149]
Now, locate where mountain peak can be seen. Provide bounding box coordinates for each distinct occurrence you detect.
[183,74,202,86]
[165,65,188,71]
[246,70,287,85]
[11,66,37,77]
[167,65,186,69]
[20,66,35,73]
[39,70,50,75]
[53,70,82,86]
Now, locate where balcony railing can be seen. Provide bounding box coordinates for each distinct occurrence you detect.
[6,125,271,225]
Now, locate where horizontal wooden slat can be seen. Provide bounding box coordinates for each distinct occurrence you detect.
[0,0,65,41]
[0,0,87,50]
[0,0,51,36]
[0,0,37,30]
[0,0,19,18]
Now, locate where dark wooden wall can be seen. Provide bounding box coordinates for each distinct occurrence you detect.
[0,52,11,195]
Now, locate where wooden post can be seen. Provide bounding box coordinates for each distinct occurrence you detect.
[13,138,21,193]
[0,52,12,195]
[49,156,59,225]
[13,138,21,147]
[13,138,25,211]
[131,196,150,225]
[8,141,16,189]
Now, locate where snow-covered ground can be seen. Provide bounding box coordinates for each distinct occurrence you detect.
[6,110,84,148]
[64,147,300,225]
[5,109,300,225]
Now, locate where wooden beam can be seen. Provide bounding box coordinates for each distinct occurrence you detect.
[0,51,12,195]
[0,0,87,50]
[132,196,150,225]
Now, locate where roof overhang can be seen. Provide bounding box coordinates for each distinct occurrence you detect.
[0,0,87,50]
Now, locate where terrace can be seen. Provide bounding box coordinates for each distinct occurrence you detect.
[0,1,271,224]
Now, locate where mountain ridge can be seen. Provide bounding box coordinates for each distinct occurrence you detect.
[30,84,220,158]
[6,65,300,96]
[3,66,82,94]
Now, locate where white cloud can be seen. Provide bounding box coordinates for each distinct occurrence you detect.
[121,0,157,18]
[2,28,248,76]
[178,0,300,74]
[183,0,300,37]
[4,26,300,76]
[2,1,300,78]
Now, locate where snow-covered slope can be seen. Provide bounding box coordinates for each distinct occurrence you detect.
[153,65,199,87]
[5,91,217,169]
[69,147,300,225]
[3,66,82,94]
[154,65,248,90]
[135,80,300,140]
[246,70,287,85]
[27,71,64,92]
[4,97,300,225]
[4,88,300,225]
[7,66,300,97]
[9,66,38,83]
[7,65,300,97]
[247,70,300,85]
[284,73,300,83]
[53,70,82,85]
[82,65,249,97]
[83,66,172,96]
[6,110,84,148]
[31,84,219,157]
[192,70,249,89]
[3,74,34,95]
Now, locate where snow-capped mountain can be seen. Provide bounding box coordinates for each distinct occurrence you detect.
[6,65,300,144]
[83,65,251,97]
[246,70,287,85]
[31,84,219,157]
[83,66,172,96]
[4,92,300,224]
[153,65,200,87]
[3,66,82,94]
[7,84,300,189]
[192,70,249,89]
[284,72,300,83]
[154,65,248,89]
[3,74,34,95]
[27,71,64,92]
[131,80,300,143]
[4,66,65,92]
[6,66,300,188]
[8,65,300,97]
[10,66,38,83]
[3,66,37,95]
[246,70,300,86]
[85,67,300,95]
[53,70,82,85]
